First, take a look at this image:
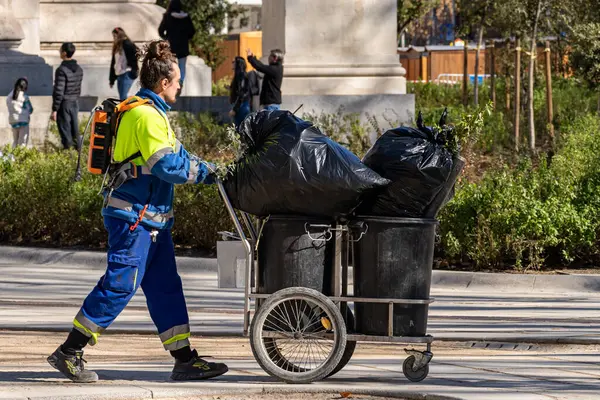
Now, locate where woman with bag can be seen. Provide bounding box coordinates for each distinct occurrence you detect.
[110,27,139,100]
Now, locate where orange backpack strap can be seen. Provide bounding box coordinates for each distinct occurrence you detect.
[115,96,151,113]
[113,96,152,136]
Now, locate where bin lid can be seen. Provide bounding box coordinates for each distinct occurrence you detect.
[353,215,439,225]
[267,214,335,223]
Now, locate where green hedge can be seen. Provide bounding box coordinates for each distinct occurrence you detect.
[3,81,600,269]
[0,147,233,250]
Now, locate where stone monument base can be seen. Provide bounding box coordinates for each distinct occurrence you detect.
[0,51,53,95]
[281,64,407,95]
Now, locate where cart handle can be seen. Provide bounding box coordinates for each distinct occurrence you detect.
[349,221,369,242]
[304,223,333,242]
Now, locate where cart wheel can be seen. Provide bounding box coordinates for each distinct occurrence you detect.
[402,355,429,382]
[326,308,356,378]
[250,287,347,384]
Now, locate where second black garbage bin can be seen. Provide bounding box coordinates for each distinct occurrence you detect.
[257,215,334,295]
[352,216,437,336]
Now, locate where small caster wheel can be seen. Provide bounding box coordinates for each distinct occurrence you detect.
[403,355,429,382]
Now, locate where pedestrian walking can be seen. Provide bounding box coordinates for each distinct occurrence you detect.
[246,48,284,111]
[158,0,196,88]
[110,27,139,100]
[51,42,84,150]
[46,40,228,384]
[6,77,33,147]
[229,57,251,127]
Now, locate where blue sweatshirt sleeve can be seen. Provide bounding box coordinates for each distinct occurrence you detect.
[148,141,214,185]
[133,109,214,185]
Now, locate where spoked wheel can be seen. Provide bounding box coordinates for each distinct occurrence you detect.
[250,287,347,383]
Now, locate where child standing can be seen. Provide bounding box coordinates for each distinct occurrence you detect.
[6,77,34,147]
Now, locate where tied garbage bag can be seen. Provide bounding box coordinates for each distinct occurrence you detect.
[360,111,456,217]
[223,110,389,217]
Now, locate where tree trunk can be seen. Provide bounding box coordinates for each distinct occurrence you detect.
[544,40,554,149]
[490,41,496,110]
[463,42,469,106]
[474,25,484,106]
[505,39,511,113]
[473,5,489,107]
[528,0,543,153]
[514,38,521,152]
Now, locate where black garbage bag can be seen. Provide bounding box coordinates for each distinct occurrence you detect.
[223,110,389,217]
[359,111,456,217]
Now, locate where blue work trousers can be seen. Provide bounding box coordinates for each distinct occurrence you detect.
[74,216,190,350]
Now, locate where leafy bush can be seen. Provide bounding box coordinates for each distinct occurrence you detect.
[4,83,600,271]
[0,147,106,246]
[302,108,374,157]
[212,77,230,97]
[439,114,600,270]
[0,145,232,250]
[170,112,233,161]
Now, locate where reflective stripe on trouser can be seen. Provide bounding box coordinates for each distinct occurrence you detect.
[73,310,104,346]
[159,323,191,350]
[77,216,189,348]
[105,196,174,224]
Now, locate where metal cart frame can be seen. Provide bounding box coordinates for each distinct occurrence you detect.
[216,180,434,383]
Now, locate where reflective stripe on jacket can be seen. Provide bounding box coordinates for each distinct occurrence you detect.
[101,90,212,230]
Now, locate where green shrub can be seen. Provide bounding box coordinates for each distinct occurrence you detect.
[212,77,230,97]
[0,147,105,246]
[302,108,374,157]
[439,114,600,270]
[0,145,232,250]
[4,82,600,271]
[170,112,233,161]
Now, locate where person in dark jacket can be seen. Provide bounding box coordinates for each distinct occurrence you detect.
[228,57,251,127]
[51,42,84,150]
[246,48,284,110]
[158,0,196,86]
[110,27,139,100]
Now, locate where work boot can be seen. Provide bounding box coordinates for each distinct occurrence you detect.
[47,346,98,383]
[170,349,228,381]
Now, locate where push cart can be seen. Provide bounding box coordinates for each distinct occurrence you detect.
[216,180,434,384]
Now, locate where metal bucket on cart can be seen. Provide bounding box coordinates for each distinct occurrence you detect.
[352,216,437,337]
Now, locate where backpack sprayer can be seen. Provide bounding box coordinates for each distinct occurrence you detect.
[74,98,149,192]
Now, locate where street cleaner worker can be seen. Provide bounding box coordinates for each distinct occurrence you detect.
[47,40,228,383]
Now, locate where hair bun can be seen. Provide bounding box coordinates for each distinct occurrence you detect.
[140,40,175,62]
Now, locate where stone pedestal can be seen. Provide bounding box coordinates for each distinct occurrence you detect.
[0,0,52,96]
[12,0,40,54]
[262,0,406,95]
[0,1,54,147]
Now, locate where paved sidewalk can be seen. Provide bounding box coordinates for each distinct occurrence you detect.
[1,250,600,399]
[2,332,600,400]
[1,261,599,344]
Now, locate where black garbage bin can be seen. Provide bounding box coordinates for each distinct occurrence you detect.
[257,215,334,295]
[352,216,437,336]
